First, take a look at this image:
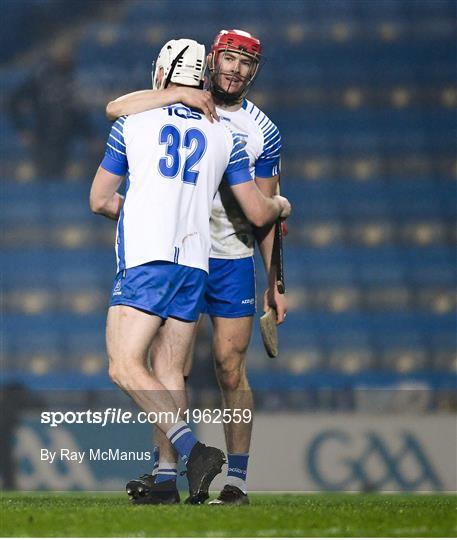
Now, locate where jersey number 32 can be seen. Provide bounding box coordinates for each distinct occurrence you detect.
[158,125,207,186]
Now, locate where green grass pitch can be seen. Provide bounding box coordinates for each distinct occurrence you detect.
[1,492,456,537]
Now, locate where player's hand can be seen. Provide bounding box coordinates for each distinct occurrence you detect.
[264,285,288,325]
[176,88,219,123]
[274,195,291,219]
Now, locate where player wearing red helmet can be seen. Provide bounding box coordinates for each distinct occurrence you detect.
[208,29,262,105]
[106,28,286,506]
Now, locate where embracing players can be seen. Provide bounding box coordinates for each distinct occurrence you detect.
[90,38,290,504]
[106,29,285,505]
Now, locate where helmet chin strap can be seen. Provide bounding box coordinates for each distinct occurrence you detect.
[210,79,245,105]
[164,45,190,89]
[209,67,252,105]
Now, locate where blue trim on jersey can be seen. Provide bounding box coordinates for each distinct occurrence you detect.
[262,127,275,141]
[255,160,280,178]
[257,124,281,178]
[225,134,251,185]
[263,124,276,139]
[240,100,282,179]
[101,154,128,176]
[261,132,281,156]
[259,116,270,128]
[116,172,129,270]
[227,169,252,185]
[263,135,281,154]
[101,117,128,176]
[242,99,248,110]
[109,117,126,145]
[229,136,247,159]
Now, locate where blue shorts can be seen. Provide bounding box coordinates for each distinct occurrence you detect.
[203,256,256,318]
[110,261,207,322]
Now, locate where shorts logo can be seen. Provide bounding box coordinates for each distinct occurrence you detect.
[112,279,122,296]
[241,298,255,305]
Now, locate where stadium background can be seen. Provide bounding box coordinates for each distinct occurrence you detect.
[1,0,456,493]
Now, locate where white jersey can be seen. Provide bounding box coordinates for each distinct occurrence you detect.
[100,104,251,273]
[210,99,282,259]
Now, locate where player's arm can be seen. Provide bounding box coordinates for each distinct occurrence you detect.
[252,174,279,271]
[230,180,290,226]
[251,119,286,323]
[90,166,124,220]
[90,116,128,220]
[106,87,219,123]
[225,135,289,226]
[252,174,288,324]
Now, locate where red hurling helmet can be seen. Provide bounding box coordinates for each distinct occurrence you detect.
[211,29,262,61]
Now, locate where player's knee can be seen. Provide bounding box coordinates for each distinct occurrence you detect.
[108,362,130,389]
[214,340,248,366]
[218,369,242,391]
[108,364,122,387]
[215,359,246,391]
[213,341,249,391]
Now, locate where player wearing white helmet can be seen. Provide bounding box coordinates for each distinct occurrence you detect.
[152,39,206,90]
[91,38,290,505]
[107,29,286,505]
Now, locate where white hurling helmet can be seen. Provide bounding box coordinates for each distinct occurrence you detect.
[152,39,206,90]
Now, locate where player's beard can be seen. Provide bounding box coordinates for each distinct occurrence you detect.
[210,69,248,105]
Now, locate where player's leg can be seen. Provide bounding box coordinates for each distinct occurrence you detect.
[112,262,225,504]
[125,326,167,500]
[150,318,198,463]
[150,317,193,480]
[125,316,195,504]
[151,283,206,465]
[126,317,200,501]
[183,314,201,376]
[125,322,183,503]
[204,257,255,505]
[212,315,254,453]
[150,314,201,458]
[106,305,185,433]
[161,272,227,504]
[211,315,253,506]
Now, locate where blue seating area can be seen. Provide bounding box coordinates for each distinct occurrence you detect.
[1,0,456,405]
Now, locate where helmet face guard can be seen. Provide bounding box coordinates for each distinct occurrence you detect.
[209,29,262,104]
[152,39,206,90]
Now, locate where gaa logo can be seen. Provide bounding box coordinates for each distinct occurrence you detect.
[307,430,443,491]
[112,279,122,296]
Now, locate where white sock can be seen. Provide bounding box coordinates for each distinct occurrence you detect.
[226,474,247,494]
